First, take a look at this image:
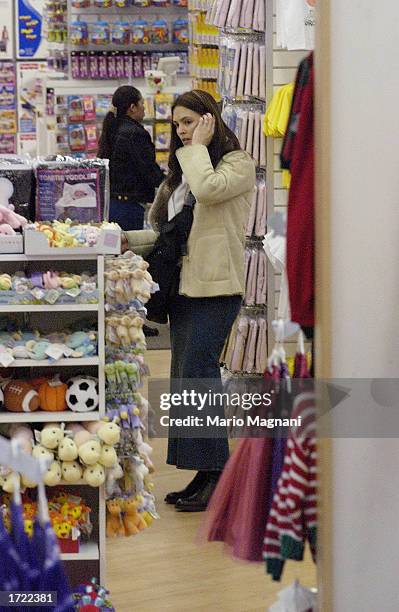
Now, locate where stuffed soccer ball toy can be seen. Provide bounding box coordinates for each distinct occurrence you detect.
[66,376,99,412]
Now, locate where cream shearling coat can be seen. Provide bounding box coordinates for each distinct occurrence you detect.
[126,144,256,297]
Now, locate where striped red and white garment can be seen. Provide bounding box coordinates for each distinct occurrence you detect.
[263,391,317,581]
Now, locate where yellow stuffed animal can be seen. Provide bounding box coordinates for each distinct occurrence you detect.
[123,497,147,536]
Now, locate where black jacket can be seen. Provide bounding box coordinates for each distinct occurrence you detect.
[110,116,164,203]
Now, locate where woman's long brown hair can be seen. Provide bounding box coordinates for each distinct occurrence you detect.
[166,90,241,191]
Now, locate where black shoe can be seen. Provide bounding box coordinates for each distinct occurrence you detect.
[174,476,219,512]
[143,324,159,337]
[164,471,207,505]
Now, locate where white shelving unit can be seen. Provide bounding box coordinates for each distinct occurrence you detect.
[0,253,106,583]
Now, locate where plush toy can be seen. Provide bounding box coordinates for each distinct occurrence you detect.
[84,420,120,446]
[36,423,65,450]
[83,463,105,487]
[26,340,51,361]
[38,376,67,412]
[133,428,154,472]
[32,444,54,462]
[58,435,78,462]
[8,423,34,454]
[66,376,99,412]
[0,203,27,234]
[0,274,12,290]
[0,469,19,493]
[106,498,125,537]
[105,462,123,498]
[68,423,101,466]
[99,444,118,469]
[61,460,83,483]
[66,331,97,358]
[123,497,147,535]
[42,271,61,290]
[4,380,40,412]
[44,460,62,487]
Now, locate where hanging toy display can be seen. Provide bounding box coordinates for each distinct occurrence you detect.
[104,252,159,536]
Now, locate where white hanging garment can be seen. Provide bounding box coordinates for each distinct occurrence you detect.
[276,0,315,50]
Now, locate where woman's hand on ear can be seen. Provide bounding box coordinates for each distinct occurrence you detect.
[192,113,215,146]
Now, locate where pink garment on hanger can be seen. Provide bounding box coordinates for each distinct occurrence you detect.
[252,43,259,96]
[239,110,248,149]
[227,0,241,28]
[256,317,268,373]
[256,249,267,305]
[230,316,249,372]
[253,110,261,165]
[241,0,255,29]
[244,246,251,288]
[246,111,255,156]
[244,43,254,97]
[259,45,266,99]
[245,248,258,305]
[214,0,231,28]
[230,42,241,97]
[255,181,266,236]
[243,317,258,373]
[260,113,266,166]
[245,186,257,237]
[201,437,273,562]
[236,43,248,96]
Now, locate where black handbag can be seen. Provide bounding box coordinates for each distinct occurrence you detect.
[145,192,196,324]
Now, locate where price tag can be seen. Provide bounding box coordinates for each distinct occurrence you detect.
[0,352,14,367]
[45,344,65,361]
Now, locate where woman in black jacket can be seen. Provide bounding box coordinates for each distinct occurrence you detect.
[98,85,164,230]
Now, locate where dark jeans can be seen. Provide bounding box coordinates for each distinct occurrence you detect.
[109,198,145,230]
[167,294,242,470]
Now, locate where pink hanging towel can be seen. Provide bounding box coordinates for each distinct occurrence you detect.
[260,114,266,166]
[255,180,266,235]
[252,43,260,97]
[245,185,258,237]
[253,110,261,165]
[246,111,255,156]
[230,316,249,372]
[255,0,266,32]
[239,110,248,149]
[244,43,254,97]
[241,0,255,29]
[245,248,258,305]
[200,438,273,563]
[236,43,248,96]
[256,317,268,373]
[259,45,266,99]
[256,249,268,305]
[226,0,241,28]
[243,317,258,372]
[230,42,241,97]
[214,0,232,28]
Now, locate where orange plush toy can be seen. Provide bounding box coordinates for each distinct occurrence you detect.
[106,499,125,538]
[123,497,147,536]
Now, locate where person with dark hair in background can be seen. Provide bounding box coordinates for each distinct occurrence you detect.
[123,90,256,511]
[98,85,164,230]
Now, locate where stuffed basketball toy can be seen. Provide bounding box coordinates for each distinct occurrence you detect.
[4,380,40,412]
[66,376,99,412]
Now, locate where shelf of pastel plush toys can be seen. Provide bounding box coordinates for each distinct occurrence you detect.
[0,254,101,262]
[5,357,100,368]
[60,541,99,562]
[0,304,98,313]
[0,410,101,423]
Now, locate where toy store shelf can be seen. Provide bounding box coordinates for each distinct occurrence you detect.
[0,254,101,262]
[8,357,100,368]
[0,411,100,423]
[72,5,188,15]
[71,43,188,52]
[61,542,99,562]
[0,304,98,313]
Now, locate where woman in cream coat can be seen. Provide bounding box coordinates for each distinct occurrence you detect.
[124,90,256,512]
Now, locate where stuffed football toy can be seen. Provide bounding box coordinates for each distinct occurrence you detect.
[66,376,99,412]
[4,380,40,412]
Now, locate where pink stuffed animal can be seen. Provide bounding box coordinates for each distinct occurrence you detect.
[9,424,34,454]
[0,204,27,235]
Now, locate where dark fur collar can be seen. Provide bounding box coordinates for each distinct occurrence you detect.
[148,182,173,231]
